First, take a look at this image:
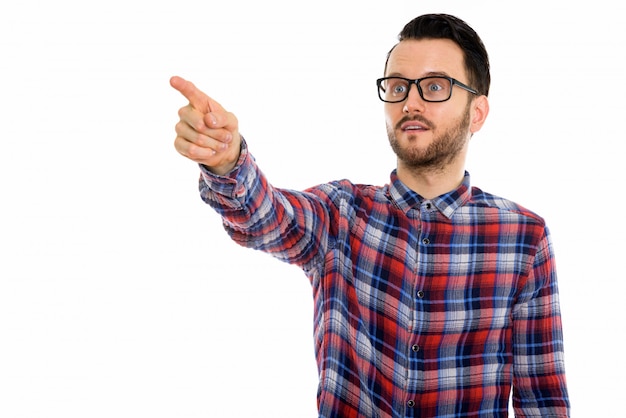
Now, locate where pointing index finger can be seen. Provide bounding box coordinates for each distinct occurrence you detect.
[170,75,220,114]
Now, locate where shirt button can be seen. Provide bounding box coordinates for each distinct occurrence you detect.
[407,400,415,408]
[422,238,430,245]
[417,290,425,298]
[412,344,420,352]
[425,202,432,210]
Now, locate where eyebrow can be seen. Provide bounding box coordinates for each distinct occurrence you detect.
[386,71,451,79]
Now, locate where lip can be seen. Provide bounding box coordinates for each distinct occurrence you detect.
[400,120,429,132]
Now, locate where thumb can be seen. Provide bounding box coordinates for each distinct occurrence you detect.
[170,75,223,114]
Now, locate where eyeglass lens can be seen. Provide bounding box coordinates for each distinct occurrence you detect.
[379,77,452,102]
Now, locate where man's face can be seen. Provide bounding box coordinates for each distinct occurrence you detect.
[384,38,477,172]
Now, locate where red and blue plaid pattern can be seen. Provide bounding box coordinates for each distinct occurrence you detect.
[199,140,570,417]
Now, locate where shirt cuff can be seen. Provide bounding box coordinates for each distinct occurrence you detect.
[198,136,250,198]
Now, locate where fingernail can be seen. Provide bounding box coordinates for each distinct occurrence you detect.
[209,114,217,126]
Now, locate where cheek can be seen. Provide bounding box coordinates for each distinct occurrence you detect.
[384,105,399,127]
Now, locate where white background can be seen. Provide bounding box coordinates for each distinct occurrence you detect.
[1,1,624,417]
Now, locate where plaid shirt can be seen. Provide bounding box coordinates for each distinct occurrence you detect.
[199,140,570,417]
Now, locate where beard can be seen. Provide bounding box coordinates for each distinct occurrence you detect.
[387,103,471,173]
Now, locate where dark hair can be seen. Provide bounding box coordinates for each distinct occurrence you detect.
[385,14,490,97]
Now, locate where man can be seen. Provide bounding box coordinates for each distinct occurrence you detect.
[171,13,570,417]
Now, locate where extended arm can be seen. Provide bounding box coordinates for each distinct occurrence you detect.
[171,76,333,272]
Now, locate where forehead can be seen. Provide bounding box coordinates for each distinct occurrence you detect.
[386,38,466,79]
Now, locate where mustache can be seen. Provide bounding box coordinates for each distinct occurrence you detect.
[395,115,434,131]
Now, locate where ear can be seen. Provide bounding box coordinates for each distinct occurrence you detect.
[469,95,489,134]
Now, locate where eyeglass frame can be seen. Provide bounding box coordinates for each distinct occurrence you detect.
[376,75,478,103]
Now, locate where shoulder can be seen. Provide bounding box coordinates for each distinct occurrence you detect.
[307,179,386,204]
[468,186,546,227]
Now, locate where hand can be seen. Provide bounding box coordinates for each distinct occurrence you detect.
[170,76,241,175]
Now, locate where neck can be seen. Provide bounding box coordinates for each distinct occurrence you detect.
[396,157,466,200]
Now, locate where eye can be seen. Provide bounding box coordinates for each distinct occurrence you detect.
[425,81,444,92]
[391,83,406,94]
[390,80,408,95]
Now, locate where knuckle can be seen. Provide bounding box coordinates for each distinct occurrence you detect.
[186,145,201,160]
[187,144,211,161]
[193,120,207,133]
[195,133,207,147]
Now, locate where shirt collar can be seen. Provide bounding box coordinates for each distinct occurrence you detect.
[387,170,472,219]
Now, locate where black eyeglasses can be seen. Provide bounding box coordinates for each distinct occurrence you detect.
[376,76,478,103]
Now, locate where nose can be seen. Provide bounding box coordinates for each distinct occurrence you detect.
[403,82,426,113]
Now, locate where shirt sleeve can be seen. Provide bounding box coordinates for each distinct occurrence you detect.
[512,226,570,417]
[197,137,332,272]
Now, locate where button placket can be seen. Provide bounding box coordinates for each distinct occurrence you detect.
[420,201,434,246]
